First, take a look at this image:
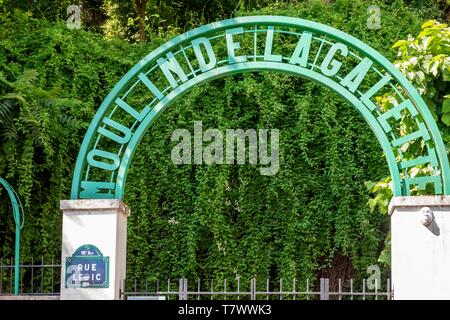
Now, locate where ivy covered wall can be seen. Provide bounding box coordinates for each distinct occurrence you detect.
[0,0,432,289]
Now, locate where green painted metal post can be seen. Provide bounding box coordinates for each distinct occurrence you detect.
[0,177,24,295]
[14,212,20,295]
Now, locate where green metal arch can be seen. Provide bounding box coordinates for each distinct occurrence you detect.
[114,62,401,199]
[70,16,450,199]
[0,177,24,295]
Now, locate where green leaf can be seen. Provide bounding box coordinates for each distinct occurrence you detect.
[422,20,437,29]
[443,99,450,113]
[442,113,450,126]
[392,40,407,49]
[378,234,391,266]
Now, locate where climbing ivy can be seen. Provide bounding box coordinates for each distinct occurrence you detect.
[367,21,450,205]
[0,1,435,292]
[367,20,450,266]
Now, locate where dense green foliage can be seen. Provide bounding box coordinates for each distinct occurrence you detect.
[0,0,445,291]
[3,0,450,42]
[0,10,161,260]
[369,20,450,212]
[367,20,450,266]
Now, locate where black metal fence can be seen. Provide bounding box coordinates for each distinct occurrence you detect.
[0,257,60,296]
[121,277,393,300]
[0,258,392,300]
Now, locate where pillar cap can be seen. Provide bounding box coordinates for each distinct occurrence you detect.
[389,195,450,215]
[60,199,130,216]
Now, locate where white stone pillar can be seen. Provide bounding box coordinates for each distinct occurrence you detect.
[390,196,450,300]
[59,199,130,300]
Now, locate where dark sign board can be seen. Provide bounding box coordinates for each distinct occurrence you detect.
[65,244,109,288]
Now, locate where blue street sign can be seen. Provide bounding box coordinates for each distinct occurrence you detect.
[65,244,109,288]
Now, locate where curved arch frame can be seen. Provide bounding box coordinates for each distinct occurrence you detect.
[0,177,24,295]
[70,16,450,199]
